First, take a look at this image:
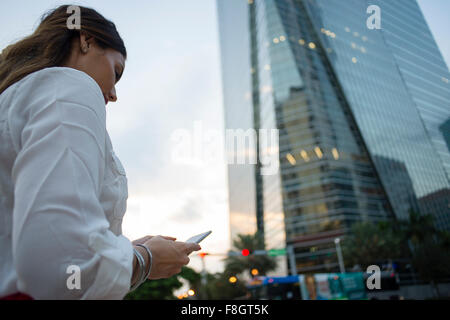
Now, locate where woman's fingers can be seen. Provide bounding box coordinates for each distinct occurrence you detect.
[183,242,201,255]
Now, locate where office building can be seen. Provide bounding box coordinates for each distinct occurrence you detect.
[218,0,450,274]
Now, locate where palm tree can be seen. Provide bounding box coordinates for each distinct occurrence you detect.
[399,210,438,250]
[341,221,409,269]
[223,232,277,278]
[398,210,450,297]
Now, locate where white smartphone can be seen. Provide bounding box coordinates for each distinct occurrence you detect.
[185,230,212,244]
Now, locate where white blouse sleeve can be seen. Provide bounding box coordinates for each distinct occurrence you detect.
[9,68,134,299]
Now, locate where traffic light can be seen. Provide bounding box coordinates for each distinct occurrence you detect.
[241,249,250,256]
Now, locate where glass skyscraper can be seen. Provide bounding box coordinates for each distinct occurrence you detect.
[218,0,450,275]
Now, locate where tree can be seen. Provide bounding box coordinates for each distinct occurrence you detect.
[411,238,450,297]
[125,266,201,300]
[400,211,450,297]
[341,221,409,270]
[202,272,249,300]
[224,231,277,278]
[341,210,450,298]
[399,210,438,250]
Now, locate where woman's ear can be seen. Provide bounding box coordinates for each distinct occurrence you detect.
[79,32,93,53]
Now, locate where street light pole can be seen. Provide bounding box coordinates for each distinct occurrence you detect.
[200,255,207,299]
[334,238,346,274]
[287,245,297,276]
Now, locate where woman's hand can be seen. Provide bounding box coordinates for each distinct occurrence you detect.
[142,235,201,280]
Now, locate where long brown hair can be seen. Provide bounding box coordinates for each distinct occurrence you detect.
[0,5,126,95]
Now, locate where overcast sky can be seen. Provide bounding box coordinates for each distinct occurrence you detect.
[0,0,449,278]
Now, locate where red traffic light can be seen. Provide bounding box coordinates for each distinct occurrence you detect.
[241,249,250,257]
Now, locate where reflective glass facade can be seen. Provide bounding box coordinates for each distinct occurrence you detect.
[217,0,260,243]
[218,0,450,275]
[304,0,450,230]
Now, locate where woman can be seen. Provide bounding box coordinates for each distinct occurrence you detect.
[0,5,200,299]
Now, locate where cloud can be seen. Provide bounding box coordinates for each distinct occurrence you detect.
[168,196,204,224]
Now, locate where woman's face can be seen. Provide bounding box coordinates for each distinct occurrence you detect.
[65,34,125,105]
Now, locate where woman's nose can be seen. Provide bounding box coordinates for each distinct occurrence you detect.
[108,87,117,102]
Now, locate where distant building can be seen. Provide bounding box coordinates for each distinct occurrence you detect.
[418,188,450,231]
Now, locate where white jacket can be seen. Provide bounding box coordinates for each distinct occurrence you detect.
[0,67,133,299]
